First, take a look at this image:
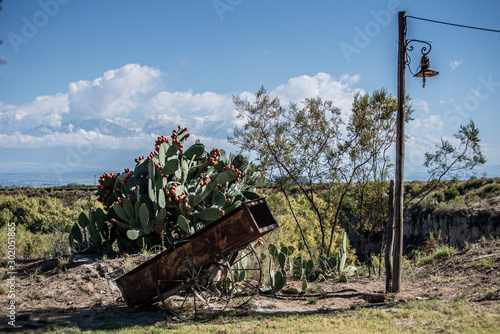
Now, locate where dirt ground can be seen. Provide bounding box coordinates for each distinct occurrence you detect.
[2,239,499,332]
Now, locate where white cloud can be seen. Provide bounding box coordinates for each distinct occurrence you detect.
[67,63,162,119]
[450,59,463,70]
[0,130,159,153]
[0,65,364,157]
[412,99,429,113]
[0,64,162,135]
[0,64,161,135]
[405,113,448,176]
[272,73,363,117]
[147,90,233,118]
[145,90,236,138]
[425,115,445,131]
[0,93,69,133]
[4,63,499,182]
[408,114,445,137]
[142,73,364,141]
[482,143,500,165]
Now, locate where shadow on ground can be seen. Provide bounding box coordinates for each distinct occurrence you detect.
[3,290,387,332]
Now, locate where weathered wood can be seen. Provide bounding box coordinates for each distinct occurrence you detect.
[393,11,407,293]
[385,180,394,293]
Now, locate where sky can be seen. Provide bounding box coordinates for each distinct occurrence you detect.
[1,0,499,186]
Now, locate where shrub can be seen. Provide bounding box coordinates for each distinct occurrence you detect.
[434,192,445,202]
[444,186,460,201]
[478,183,500,199]
[481,256,497,269]
[0,195,86,233]
[264,192,356,265]
[405,181,423,197]
[0,195,103,233]
[459,177,492,194]
[0,224,71,259]
[0,195,101,258]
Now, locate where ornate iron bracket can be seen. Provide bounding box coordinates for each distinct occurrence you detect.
[405,39,432,74]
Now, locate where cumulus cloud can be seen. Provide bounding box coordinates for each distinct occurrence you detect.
[144,90,237,139]
[149,91,233,116]
[272,73,363,116]
[0,66,366,149]
[412,98,429,113]
[68,63,162,119]
[408,114,445,140]
[405,114,448,176]
[147,90,233,119]
[0,64,161,137]
[5,63,498,183]
[0,93,69,134]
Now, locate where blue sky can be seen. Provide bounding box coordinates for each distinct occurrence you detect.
[1,0,499,185]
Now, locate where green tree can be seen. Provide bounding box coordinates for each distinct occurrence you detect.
[230,87,410,259]
[230,87,344,258]
[338,90,411,274]
[407,119,486,206]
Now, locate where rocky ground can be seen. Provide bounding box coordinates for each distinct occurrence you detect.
[1,239,499,332]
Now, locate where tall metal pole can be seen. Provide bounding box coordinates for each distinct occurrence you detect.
[392,11,406,293]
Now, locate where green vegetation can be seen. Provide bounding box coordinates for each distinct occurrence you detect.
[0,88,497,332]
[0,195,102,258]
[0,195,82,233]
[0,183,498,333]
[419,246,456,265]
[0,185,96,198]
[481,256,497,269]
[1,176,498,264]
[0,224,67,259]
[264,192,356,272]
[406,177,500,211]
[230,88,411,260]
[230,87,486,283]
[265,193,350,260]
[306,296,319,304]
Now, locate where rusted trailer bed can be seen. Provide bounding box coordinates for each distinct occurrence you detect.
[115,198,279,320]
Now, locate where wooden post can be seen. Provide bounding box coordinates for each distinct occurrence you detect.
[385,180,394,293]
[392,11,406,293]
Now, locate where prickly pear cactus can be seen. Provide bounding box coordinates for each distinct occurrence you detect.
[69,207,110,251]
[267,243,296,293]
[90,126,261,251]
[337,231,347,281]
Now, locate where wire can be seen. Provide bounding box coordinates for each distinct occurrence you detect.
[407,15,500,34]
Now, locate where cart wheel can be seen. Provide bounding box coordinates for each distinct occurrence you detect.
[228,243,262,307]
[155,239,234,322]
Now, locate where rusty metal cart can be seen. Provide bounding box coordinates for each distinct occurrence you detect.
[115,198,279,321]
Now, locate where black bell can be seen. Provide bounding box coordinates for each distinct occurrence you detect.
[414,54,439,88]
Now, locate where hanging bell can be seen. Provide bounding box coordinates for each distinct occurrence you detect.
[414,54,439,88]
